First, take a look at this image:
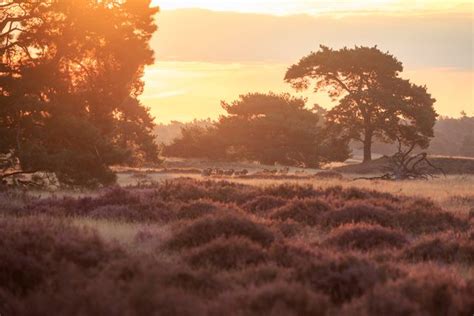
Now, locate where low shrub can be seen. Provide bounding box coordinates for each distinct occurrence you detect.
[225,264,289,288]
[324,224,408,251]
[262,183,315,199]
[270,198,331,226]
[2,179,472,314]
[165,214,275,250]
[0,217,123,297]
[269,242,319,268]
[219,282,329,316]
[159,267,225,298]
[89,203,175,222]
[321,202,394,228]
[2,275,207,316]
[155,179,257,204]
[242,195,287,215]
[176,200,224,220]
[0,190,36,215]
[272,220,303,237]
[401,233,474,264]
[184,237,267,270]
[292,253,394,304]
[396,208,467,234]
[314,170,344,180]
[321,186,400,202]
[342,269,474,316]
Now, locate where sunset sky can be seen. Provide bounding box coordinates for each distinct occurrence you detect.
[143,1,473,122]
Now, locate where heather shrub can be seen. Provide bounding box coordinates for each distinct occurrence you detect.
[242,195,287,215]
[342,269,474,316]
[0,190,36,214]
[314,170,344,180]
[150,179,210,202]
[339,288,423,316]
[0,217,208,315]
[262,183,315,199]
[159,267,225,298]
[155,179,257,204]
[165,214,275,250]
[396,208,467,234]
[321,202,395,228]
[134,229,157,243]
[2,264,162,315]
[226,264,290,288]
[0,217,124,297]
[272,219,303,237]
[324,224,408,251]
[184,237,267,270]
[93,186,142,206]
[401,233,474,264]
[2,178,473,314]
[128,288,206,316]
[23,188,174,222]
[321,186,400,202]
[203,181,258,204]
[292,254,395,304]
[270,198,331,226]
[2,277,206,316]
[89,203,175,222]
[219,282,329,316]
[0,271,128,316]
[177,200,239,220]
[269,242,320,268]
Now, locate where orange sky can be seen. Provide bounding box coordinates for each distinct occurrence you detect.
[152,0,471,15]
[142,3,473,122]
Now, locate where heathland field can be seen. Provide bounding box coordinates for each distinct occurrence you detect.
[2,1,473,314]
[1,171,473,315]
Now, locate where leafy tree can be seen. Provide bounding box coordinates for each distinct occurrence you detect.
[163,124,226,160]
[165,92,349,167]
[0,0,159,187]
[285,45,437,162]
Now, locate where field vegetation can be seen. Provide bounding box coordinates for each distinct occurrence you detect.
[1,1,472,315]
[1,178,473,315]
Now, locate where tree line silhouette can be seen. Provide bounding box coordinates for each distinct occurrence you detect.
[167,46,438,168]
[1,1,440,186]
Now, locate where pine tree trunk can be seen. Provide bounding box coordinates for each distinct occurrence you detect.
[363,130,373,163]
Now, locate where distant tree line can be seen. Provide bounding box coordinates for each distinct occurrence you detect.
[158,114,474,161]
[429,115,474,157]
[164,46,438,167]
[155,119,214,146]
[358,114,474,158]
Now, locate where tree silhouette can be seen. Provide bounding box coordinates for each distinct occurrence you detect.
[285,45,437,162]
[1,0,159,186]
[165,92,349,167]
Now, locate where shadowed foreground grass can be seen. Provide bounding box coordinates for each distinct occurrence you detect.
[1,178,473,315]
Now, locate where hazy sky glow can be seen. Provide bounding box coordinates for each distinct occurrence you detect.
[143,2,473,122]
[153,0,471,15]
